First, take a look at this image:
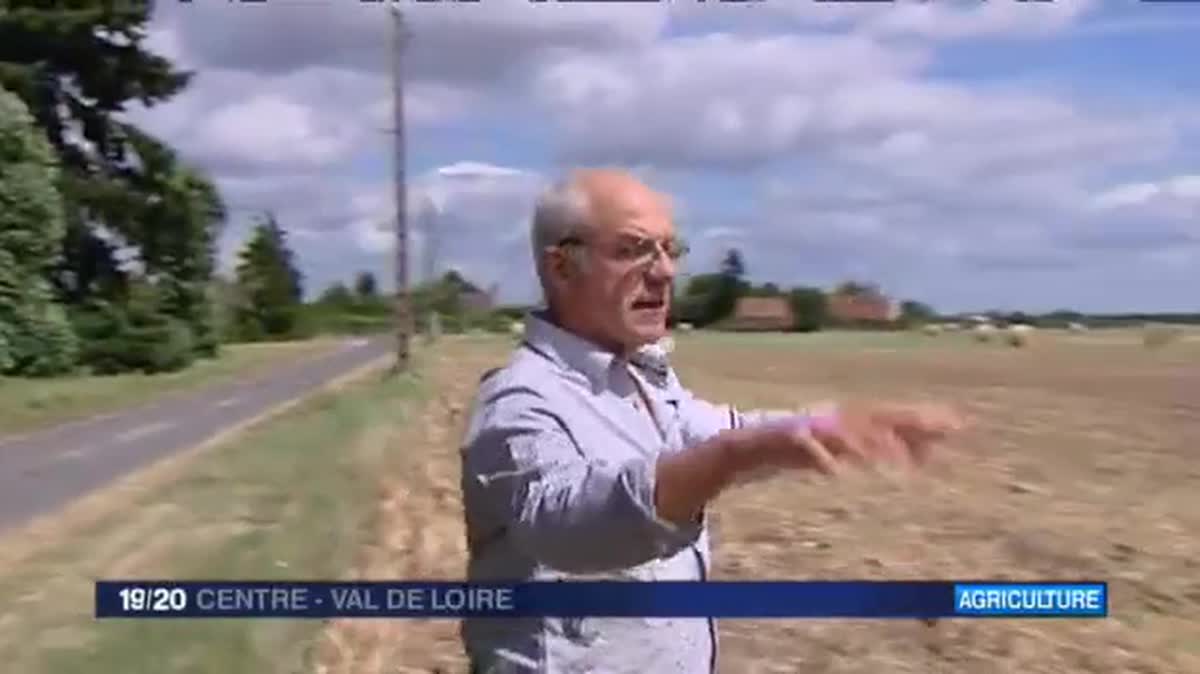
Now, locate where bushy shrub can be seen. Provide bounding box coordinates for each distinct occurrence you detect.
[70,287,198,374]
[0,88,80,376]
[5,301,80,376]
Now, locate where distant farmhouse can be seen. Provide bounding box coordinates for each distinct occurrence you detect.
[729,296,795,332]
[460,283,497,313]
[439,271,495,313]
[827,285,897,324]
[725,284,898,332]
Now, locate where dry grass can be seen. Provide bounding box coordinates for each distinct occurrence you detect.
[315,340,506,674]
[318,331,1199,674]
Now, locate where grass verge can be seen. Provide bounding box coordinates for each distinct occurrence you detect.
[0,354,424,674]
[0,338,344,437]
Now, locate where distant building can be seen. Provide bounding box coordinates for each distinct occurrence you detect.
[460,287,494,313]
[728,296,795,332]
[439,270,494,312]
[827,288,896,324]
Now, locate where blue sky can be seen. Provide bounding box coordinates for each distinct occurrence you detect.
[131,0,1198,314]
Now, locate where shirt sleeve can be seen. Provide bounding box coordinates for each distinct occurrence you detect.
[676,386,799,445]
[675,389,805,486]
[462,385,703,574]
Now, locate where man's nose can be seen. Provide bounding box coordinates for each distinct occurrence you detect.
[646,249,676,280]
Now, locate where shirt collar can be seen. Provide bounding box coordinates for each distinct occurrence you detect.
[522,310,675,392]
[523,310,619,390]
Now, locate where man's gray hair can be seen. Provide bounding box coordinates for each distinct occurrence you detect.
[531,177,593,287]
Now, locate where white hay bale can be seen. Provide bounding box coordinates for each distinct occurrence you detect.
[1067,322,1087,333]
[943,323,962,332]
[1006,324,1034,347]
[677,322,694,332]
[922,324,942,336]
[509,321,524,337]
[973,323,997,343]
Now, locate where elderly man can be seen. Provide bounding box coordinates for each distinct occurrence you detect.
[459,169,964,673]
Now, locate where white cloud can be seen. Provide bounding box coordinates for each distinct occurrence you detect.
[673,0,1099,41]
[1170,175,1200,200]
[324,162,545,298]
[155,0,667,82]
[859,0,1099,41]
[194,94,355,167]
[533,32,929,167]
[531,29,1172,204]
[130,1,1195,311]
[1144,246,1198,271]
[1092,174,1200,218]
[1093,182,1163,209]
[127,65,388,177]
[401,83,480,126]
[699,227,745,242]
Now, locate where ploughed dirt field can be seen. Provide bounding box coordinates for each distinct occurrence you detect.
[316,331,1200,674]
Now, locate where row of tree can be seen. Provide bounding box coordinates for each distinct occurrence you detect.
[313,269,514,337]
[669,249,936,332]
[0,5,351,375]
[1,4,235,376]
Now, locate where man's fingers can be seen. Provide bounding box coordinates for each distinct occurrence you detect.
[760,417,842,476]
[831,430,871,466]
[909,403,967,434]
[874,428,913,469]
[809,408,902,468]
[775,400,966,475]
[876,403,966,444]
[796,431,840,476]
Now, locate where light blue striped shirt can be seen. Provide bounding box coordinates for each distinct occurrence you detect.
[459,311,792,673]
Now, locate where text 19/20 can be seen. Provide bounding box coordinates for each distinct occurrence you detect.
[117,586,188,613]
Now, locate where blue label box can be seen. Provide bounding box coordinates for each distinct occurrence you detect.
[954,583,1107,617]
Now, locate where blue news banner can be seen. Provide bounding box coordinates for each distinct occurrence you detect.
[95,581,1108,619]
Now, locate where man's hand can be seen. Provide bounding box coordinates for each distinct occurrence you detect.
[654,400,966,524]
[745,400,967,475]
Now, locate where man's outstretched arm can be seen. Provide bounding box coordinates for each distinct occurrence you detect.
[465,383,962,569]
[463,381,843,571]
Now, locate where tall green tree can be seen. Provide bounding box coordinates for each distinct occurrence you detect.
[703,248,747,326]
[787,286,828,333]
[0,86,79,375]
[834,280,877,297]
[354,271,378,300]
[0,1,198,306]
[232,213,304,341]
[753,282,782,297]
[675,250,753,327]
[143,161,226,355]
[319,281,355,309]
[898,299,937,327]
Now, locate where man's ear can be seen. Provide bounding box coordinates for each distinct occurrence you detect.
[545,248,567,280]
[552,247,582,281]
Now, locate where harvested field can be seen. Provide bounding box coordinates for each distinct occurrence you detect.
[320,331,1200,673]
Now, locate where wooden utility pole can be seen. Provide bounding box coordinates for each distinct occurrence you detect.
[388,2,412,372]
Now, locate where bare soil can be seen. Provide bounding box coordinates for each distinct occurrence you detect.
[317,332,1200,673]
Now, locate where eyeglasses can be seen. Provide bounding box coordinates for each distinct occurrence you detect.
[559,234,690,267]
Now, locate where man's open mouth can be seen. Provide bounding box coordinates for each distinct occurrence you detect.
[632,297,666,310]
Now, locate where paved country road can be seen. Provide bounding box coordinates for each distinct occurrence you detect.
[0,337,393,535]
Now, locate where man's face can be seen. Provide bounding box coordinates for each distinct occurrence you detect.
[555,180,683,353]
